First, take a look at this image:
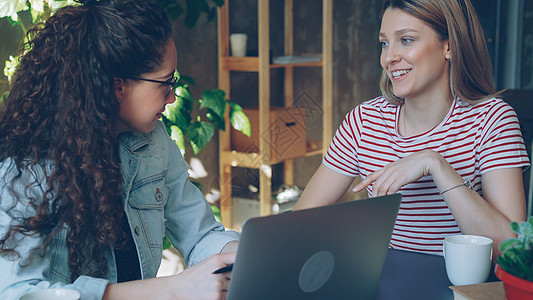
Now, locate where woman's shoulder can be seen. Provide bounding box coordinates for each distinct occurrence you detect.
[0,158,49,208]
[142,121,183,157]
[341,96,397,121]
[0,158,16,185]
[458,97,517,118]
[0,158,49,181]
[343,96,394,114]
[462,97,510,109]
[360,96,394,108]
[120,121,170,148]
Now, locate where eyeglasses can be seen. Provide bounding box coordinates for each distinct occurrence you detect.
[128,75,178,98]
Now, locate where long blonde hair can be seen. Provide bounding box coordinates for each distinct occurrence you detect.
[380,0,498,104]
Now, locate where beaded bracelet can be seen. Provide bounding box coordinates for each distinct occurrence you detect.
[439,179,473,195]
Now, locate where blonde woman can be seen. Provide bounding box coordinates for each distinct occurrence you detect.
[294,0,530,257]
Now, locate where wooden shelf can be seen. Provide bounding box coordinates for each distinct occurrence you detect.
[221,57,259,72]
[305,140,323,156]
[221,56,323,72]
[217,0,332,228]
[270,61,323,68]
[221,141,323,169]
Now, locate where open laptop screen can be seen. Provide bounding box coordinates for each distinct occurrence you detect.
[227,193,402,300]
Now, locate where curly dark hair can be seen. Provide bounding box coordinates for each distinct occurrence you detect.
[0,0,171,281]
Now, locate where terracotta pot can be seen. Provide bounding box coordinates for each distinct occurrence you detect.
[495,264,533,300]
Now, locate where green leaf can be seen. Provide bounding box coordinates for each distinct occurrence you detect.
[211,204,220,214]
[175,85,194,103]
[0,91,9,103]
[520,222,533,242]
[163,235,173,250]
[229,102,251,137]
[184,8,200,28]
[210,204,221,222]
[510,221,520,234]
[206,108,225,130]
[187,121,214,155]
[173,69,181,82]
[161,114,172,135]
[179,75,195,86]
[499,238,521,252]
[200,89,226,118]
[48,1,79,11]
[191,181,203,190]
[28,0,45,22]
[154,0,184,20]
[170,125,186,154]
[0,0,27,21]
[29,8,40,23]
[497,256,512,270]
[228,100,243,111]
[164,96,192,130]
[211,0,224,7]
[4,55,20,81]
[7,17,20,27]
[497,217,533,282]
[528,216,533,227]
[189,0,210,13]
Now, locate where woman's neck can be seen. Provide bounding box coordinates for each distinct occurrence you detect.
[400,92,454,137]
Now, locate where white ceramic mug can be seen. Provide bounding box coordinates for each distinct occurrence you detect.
[443,234,493,286]
[20,288,81,300]
[230,33,247,57]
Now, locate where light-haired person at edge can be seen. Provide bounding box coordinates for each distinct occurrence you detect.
[0,0,238,299]
[294,0,530,258]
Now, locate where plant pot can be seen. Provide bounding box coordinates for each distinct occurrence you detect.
[495,264,533,300]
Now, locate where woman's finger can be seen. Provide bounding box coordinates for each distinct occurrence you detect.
[352,169,383,192]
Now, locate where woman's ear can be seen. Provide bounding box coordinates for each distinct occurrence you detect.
[444,40,452,61]
[114,78,125,101]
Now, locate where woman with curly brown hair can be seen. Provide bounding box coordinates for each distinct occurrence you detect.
[0,0,238,299]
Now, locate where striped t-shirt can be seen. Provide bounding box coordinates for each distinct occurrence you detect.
[324,96,530,255]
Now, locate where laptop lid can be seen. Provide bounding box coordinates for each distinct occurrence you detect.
[227,193,402,300]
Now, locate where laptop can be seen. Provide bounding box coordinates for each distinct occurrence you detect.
[226,193,402,300]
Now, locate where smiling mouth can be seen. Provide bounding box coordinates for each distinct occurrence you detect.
[391,69,411,79]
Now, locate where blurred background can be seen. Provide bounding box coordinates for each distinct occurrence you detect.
[1,0,531,213]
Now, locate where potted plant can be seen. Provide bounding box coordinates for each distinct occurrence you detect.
[495,216,533,300]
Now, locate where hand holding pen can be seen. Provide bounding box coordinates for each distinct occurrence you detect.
[213,263,234,274]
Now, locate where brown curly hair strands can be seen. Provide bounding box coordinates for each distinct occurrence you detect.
[0,0,171,281]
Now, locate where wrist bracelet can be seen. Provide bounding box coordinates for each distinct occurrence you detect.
[439,179,473,195]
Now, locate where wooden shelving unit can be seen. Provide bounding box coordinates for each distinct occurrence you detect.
[217,0,333,228]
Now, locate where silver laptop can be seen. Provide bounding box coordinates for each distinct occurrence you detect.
[226,193,402,300]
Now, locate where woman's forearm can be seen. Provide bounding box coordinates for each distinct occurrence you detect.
[431,155,525,256]
[293,164,355,211]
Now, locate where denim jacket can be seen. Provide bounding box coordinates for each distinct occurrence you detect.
[0,121,240,300]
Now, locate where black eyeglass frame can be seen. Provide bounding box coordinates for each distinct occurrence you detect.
[127,76,178,98]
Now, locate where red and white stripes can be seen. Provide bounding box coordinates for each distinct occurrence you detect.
[324,96,530,254]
